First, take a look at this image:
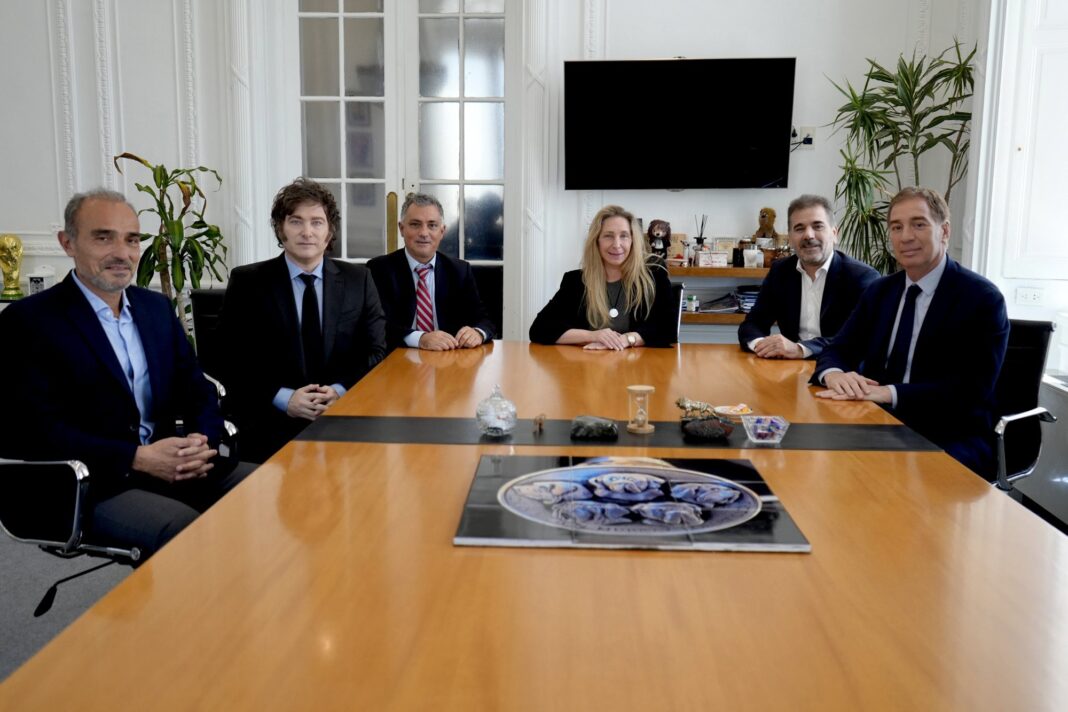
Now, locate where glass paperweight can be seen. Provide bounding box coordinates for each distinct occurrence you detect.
[476,384,517,437]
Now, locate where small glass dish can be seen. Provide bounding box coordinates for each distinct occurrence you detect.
[741,415,789,445]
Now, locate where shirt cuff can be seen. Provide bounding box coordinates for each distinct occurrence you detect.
[404,330,424,348]
[273,387,295,413]
[888,384,898,409]
[798,343,813,359]
[331,384,347,398]
[474,327,487,344]
[747,337,763,351]
[816,367,843,386]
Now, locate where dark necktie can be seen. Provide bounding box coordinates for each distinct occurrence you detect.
[885,284,922,384]
[300,274,324,382]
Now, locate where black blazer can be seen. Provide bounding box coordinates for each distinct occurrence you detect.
[738,250,878,357]
[814,258,1009,475]
[367,249,496,350]
[220,254,387,461]
[529,264,677,347]
[0,274,222,494]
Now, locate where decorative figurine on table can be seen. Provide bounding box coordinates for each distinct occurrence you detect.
[0,234,25,300]
[646,220,671,263]
[675,396,733,443]
[751,207,785,247]
[626,385,655,435]
[476,384,517,437]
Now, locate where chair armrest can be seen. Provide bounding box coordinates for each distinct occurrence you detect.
[994,407,1058,491]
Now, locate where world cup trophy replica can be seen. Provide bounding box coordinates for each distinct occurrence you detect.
[0,233,25,300]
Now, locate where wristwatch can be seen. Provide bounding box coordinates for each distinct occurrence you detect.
[626,333,637,347]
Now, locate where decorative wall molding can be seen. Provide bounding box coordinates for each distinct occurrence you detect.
[48,0,77,206]
[582,0,605,60]
[518,0,548,338]
[93,0,118,189]
[226,0,255,268]
[180,0,200,166]
[914,0,931,55]
[17,230,66,257]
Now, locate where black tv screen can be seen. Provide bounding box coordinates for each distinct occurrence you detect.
[564,58,796,190]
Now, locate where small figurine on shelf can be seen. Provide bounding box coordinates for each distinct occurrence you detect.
[646,219,670,264]
[752,207,784,247]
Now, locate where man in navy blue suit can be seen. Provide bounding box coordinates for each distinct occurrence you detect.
[367,193,496,352]
[739,194,878,359]
[814,187,1009,478]
[0,190,249,560]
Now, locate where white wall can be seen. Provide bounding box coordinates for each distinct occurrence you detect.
[520,0,984,332]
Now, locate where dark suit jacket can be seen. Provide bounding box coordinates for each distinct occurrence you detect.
[814,258,1009,477]
[366,249,497,351]
[220,254,387,461]
[738,250,878,357]
[0,274,222,496]
[528,264,677,347]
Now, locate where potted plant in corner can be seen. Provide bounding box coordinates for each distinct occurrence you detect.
[830,41,975,274]
[113,152,227,335]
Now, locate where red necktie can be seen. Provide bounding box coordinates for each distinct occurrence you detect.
[415,264,434,333]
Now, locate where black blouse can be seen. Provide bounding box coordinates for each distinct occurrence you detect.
[529,264,677,346]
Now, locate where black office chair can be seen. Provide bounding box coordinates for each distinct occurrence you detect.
[670,282,684,343]
[993,319,1058,491]
[190,287,227,378]
[0,458,141,562]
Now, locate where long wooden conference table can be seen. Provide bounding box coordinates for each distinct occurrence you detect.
[3,343,1067,710]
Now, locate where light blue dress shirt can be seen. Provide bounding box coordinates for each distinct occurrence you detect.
[272,255,347,412]
[885,253,947,407]
[71,272,155,444]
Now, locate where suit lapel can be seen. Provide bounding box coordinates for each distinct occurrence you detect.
[394,249,418,322]
[128,288,167,409]
[433,252,449,324]
[782,259,802,336]
[819,252,841,323]
[321,258,341,360]
[269,254,301,350]
[912,259,957,372]
[58,276,134,398]
[873,274,906,375]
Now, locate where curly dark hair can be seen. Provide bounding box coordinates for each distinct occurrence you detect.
[270,178,340,249]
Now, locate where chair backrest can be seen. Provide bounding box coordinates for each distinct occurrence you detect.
[670,282,684,343]
[0,459,87,552]
[191,288,227,377]
[994,319,1055,477]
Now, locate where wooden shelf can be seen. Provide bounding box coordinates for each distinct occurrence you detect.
[681,312,746,325]
[668,266,768,278]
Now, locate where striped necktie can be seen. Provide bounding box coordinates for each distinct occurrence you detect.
[415,264,434,333]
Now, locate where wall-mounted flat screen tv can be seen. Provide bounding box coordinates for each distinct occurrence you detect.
[564,58,796,190]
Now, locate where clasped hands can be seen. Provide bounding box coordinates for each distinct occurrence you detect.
[287,384,341,421]
[753,334,805,359]
[815,371,893,404]
[133,433,217,483]
[583,329,640,351]
[419,326,485,351]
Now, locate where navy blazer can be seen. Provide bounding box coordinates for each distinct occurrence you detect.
[815,258,1009,475]
[220,254,387,461]
[738,250,878,357]
[529,264,677,347]
[367,249,497,351]
[0,274,222,494]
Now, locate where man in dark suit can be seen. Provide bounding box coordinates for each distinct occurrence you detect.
[367,193,496,351]
[220,178,387,463]
[814,187,1009,479]
[739,194,878,358]
[0,190,248,560]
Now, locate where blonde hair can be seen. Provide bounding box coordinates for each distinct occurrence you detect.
[581,205,656,329]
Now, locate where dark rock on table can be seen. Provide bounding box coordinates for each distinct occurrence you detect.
[570,415,619,441]
[681,417,733,443]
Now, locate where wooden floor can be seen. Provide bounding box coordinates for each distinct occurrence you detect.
[2,343,1066,711]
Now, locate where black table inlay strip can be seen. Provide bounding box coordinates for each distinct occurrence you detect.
[296,417,940,452]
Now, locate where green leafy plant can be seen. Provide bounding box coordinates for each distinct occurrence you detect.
[830,41,975,274]
[113,152,227,330]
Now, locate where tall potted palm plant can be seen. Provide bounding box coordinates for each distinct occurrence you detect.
[830,41,975,274]
[113,152,227,334]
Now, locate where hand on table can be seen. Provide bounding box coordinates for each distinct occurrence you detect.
[753,335,804,359]
[815,371,892,404]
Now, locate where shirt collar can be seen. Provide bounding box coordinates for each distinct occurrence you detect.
[70,270,131,318]
[404,249,437,273]
[795,249,834,278]
[284,253,324,281]
[906,253,948,295]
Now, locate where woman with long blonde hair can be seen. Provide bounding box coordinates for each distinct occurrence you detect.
[530,205,676,349]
